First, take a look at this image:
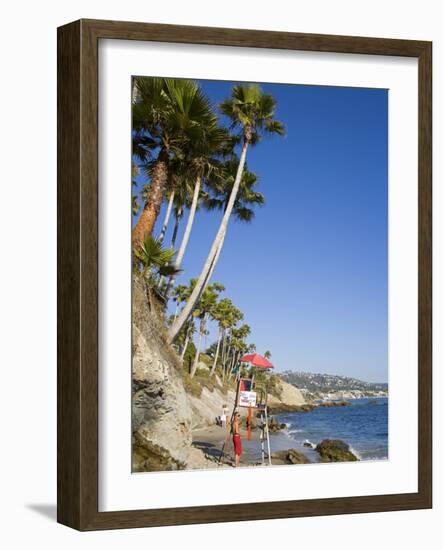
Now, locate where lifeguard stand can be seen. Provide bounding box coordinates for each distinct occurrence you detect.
[219,377,272,466]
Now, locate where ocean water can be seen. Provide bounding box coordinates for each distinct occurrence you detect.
[277,398,388,460]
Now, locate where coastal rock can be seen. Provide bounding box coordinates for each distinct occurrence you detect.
[132,276,193,469]
[271,449,310,465]
[315,439,358,462]
[268,416,286,432]
[268,403,315,414]
[267,379,306,412]
[132,432,185,472]
[188,386,236,430]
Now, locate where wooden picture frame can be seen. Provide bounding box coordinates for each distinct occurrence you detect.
[57,19,432,530]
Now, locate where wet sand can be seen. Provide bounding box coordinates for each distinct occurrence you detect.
[192,424,319,467]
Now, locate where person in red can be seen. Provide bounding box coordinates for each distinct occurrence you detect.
[232,411,242,467]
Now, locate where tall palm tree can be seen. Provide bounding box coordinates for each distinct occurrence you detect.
[169,84,285,342]
[209,298,243,377]
[131,78,215,248]
[165,122,229,297]
[226,324,251,378]
[185,280,224,378]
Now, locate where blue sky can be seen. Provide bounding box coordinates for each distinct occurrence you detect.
[133,80,388,383]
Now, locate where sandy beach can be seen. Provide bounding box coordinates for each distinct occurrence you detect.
[191,424,319,468]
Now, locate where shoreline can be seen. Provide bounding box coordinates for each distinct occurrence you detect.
[190,424,319,468]
[189,397,388,468]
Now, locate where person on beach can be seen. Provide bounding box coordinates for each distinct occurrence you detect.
[220,411,226,429]
[221,404,228,429]
[232,412,242,467]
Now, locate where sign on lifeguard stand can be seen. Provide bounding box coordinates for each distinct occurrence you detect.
[236,378,256,442]
[238,378,256,409]
[238,391,257,408]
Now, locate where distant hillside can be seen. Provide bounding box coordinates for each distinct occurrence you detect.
[280,371,388,401]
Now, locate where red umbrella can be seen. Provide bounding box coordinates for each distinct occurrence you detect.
[239,353,274,369]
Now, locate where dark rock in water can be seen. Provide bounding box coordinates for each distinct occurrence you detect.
[268,403,315,414]
[315,439,358,462]
[267,416,286,432]
[303,440,314,448]
[368,399,382,405]
[272,449,311,465]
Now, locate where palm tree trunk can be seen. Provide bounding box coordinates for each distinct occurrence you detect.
[132,147,169,248]
[168,141,249,342]
[173,303,179,323]
[223,345,232,375]
[229,351,239,378]
[190,319,204,378]
[230,350,237,375]
[180,328,191,361]
[201,230,226,294]
[221,330,227,367]
[171,207,183,248]
[176,176,201,267]
[209,327,222,377]
[158,189,175,243]
[166,175,201,297]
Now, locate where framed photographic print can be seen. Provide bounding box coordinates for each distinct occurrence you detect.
[57,19,432,530]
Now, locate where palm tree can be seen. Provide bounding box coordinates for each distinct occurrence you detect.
[170,283,191,322]
[133,236,178,293]
[188,281,225,378]
[226,324,251,378]
[264,350,272,360]
[157,156,192,244]
[204,158,264,223]
[169,84,285,342]
[179,318,196,360]
[169,176,194,247]
[209,298,243,377]
[132,78,215,248]
[165,121,229,297]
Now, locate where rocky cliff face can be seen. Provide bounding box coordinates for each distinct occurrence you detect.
[267,379,306,409]
[132,276,193,471]
[188,382,236,429]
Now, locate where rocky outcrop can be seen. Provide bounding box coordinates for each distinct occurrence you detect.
[267,379,306,411]
[315,439,358,462]
[268,403,315,414]
[272,448,310,465]
[132,276,193,470]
